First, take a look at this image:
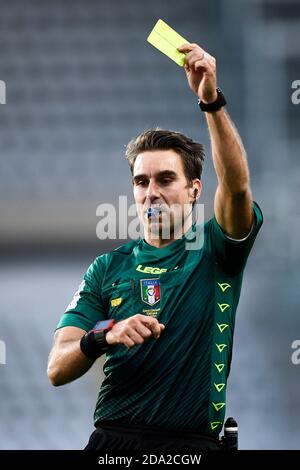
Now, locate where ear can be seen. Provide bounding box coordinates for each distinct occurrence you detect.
[189,180,202,203]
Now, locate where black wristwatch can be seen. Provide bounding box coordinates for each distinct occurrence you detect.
[80,319,115,359]
[93,319,115,351]
[198,87,227,113]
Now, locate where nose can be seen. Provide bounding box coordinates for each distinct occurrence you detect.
[145,180,160,202]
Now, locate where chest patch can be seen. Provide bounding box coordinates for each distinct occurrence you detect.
[111,297,122,307]
[140,279,161,306]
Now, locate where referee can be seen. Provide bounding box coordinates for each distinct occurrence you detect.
[47,41,263,451]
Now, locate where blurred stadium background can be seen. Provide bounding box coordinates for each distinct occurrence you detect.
[0,0,299,449]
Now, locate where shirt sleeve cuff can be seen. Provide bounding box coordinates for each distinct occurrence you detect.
[223,221,255,243]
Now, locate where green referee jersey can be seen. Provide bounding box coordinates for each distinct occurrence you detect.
[57,202,263,436]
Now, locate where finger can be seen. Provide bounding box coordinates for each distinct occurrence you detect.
[140,317,162,338]
[135,323,153,340]
[185,50,210,69]
[189,56,207,69]
[123,335,136,349]
[185,50,215,69]
[177,42,192,53]
[126,329,145,345]
[184,63,191,74]
[205,55,216,70]
[193,59,215,75]
[178,42,201,53]
[135,314,164,338]
[106,330,120,346]
[151,322,165,339]
[183,47,206,64]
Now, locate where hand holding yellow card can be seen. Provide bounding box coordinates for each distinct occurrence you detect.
[147,19,189,67]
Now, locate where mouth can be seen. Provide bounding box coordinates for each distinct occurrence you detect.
[146,207,161,219]
[144,204,168,220]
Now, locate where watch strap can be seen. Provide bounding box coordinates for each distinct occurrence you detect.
[198,87,227,112]
[80,319,115,359]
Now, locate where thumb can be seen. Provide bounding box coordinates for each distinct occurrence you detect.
[177,43,192,52]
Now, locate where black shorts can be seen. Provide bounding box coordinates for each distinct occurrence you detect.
[84,421,221,451]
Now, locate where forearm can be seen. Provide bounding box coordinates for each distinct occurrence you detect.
[47,339,95,386]
[178,42,254,237]
[205,108,250,195]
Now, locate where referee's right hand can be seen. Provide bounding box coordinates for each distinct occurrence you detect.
[106,314,165,350]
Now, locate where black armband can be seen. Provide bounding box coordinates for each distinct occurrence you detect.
[80,319,115,359]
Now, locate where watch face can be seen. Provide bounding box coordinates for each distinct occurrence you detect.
[93,319,115,331]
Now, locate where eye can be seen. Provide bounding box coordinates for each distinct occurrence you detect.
[135,180,148,187]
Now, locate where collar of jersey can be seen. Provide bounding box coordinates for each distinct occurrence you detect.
[140,222,197,254]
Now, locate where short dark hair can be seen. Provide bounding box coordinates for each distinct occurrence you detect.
[125,129,205,183]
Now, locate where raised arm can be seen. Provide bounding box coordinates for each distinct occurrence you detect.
[178,43,253,239]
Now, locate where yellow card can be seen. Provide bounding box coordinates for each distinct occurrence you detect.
[147,19,189,66]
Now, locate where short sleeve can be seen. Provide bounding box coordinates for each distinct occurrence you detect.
[56,256,107,332]
[208,201,263,275]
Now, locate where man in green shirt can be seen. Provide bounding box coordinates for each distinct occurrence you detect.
[47,42,263,451]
